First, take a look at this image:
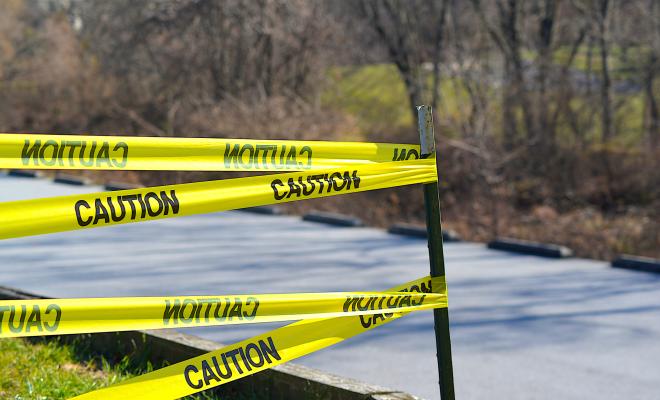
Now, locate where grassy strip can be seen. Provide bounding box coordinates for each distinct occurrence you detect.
[0,337,266,400]
[0,338,131,399]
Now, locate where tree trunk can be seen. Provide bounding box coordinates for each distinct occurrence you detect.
[400,65,424,123]
[646,0,660,148]
[645,54,659,148]
[535,0,558,150]
[597,0,613,143]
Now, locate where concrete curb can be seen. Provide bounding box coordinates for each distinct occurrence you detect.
[8,169,38,178]
[487,237,573,258]
[388,223,461,242]
[238,206,282,215]
[612,255,660,274]
[104,182,143,191]
[303,211,364,227]
[0,285,418,400]
[53,174,88,186]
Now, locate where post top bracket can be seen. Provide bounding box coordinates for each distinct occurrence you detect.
[417,105,435,157]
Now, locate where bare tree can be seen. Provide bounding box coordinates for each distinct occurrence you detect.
[0,0,108,133]
[643,0,660,148]
[353,0,449,123]
[595,0,613,142]
[76,0,334,135]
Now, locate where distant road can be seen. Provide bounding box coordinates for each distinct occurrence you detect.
[1,173,659,399]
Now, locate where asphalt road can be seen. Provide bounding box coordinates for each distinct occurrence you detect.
[1,173,659,399]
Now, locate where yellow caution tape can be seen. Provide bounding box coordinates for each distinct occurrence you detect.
[0,133,422,171]
[71,275,445,400]
[0,158,436,240]
[0,134,445,397]
[0,286,446,338]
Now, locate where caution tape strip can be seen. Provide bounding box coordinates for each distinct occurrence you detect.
[0,133,422,171]
[0,282,446,338]
[0,158,436,240]
[70,275,444,400]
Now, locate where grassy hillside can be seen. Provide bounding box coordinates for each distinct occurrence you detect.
[321,62,650,146]
[322,64,413,130]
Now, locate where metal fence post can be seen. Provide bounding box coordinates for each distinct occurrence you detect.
[417,105,455,400]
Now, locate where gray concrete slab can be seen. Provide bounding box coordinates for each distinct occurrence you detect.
[1,173,659,399]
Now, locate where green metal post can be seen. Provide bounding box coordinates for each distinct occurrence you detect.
[418,105,455,400]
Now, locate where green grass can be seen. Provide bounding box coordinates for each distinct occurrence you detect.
[0,338,263,400]
[522,45,640,78]
[0,338,132,399]
[321,61,653,146]
[322,64,413,129]
[321,64,482,137]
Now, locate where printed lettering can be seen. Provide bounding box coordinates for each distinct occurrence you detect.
[74,190,180,227]
[19,139,130,168]
[270,170,360,201]
[184,365,203,389]
[223,143,314,170]
[21,140,41,165]
[393,147,420,161]
[182,336,280,389]
[0,303,61,334]
[75,200,92,226]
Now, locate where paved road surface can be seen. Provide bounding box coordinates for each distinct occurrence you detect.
[1,173,659,399]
